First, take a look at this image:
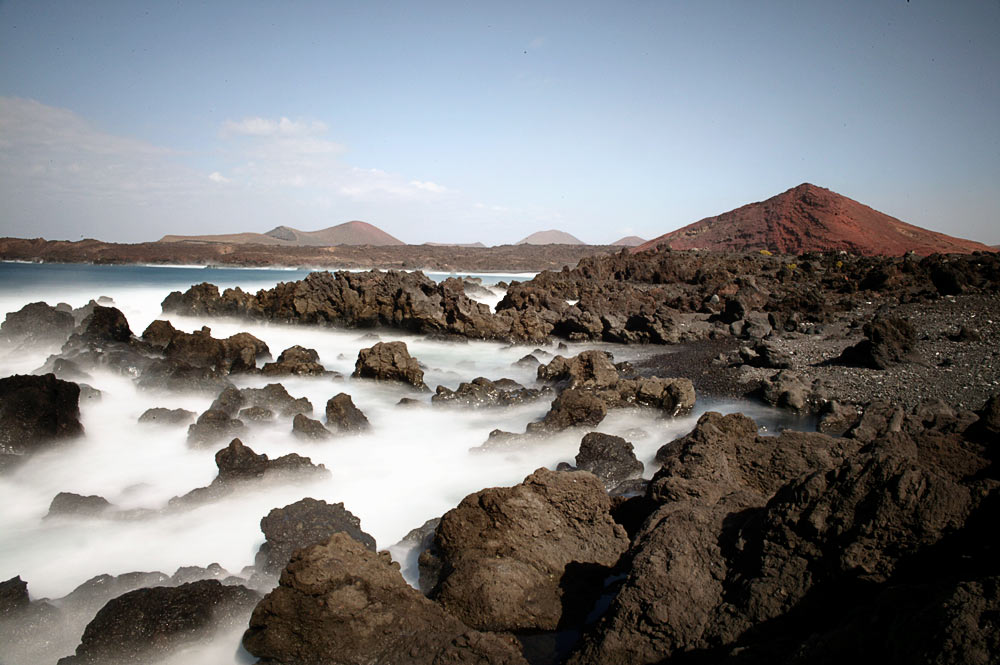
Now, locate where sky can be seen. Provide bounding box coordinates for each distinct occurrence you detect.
[0,1,998,246]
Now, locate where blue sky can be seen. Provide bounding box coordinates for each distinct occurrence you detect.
[1,1,997,245]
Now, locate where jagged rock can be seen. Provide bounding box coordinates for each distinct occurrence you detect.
[0,373,82,459]
[45,492,112,519]
[527,388,608,432]
[291,413,331,440]
[835,314,918,369]
[575,432,644,490]
[261,345,328,376]
[186,409,244,447]
[255,498,376,574]
[432,377,550,407]
[142,321,270,374]
[421,468,629,631]
[75,305,132,343]
[0,302,75,345]
[570,413,985,665]
[0,576,29,617]
[239,383,313,417]
[58,580,259,665]
[817,400,861,435]
[170,439,328,508]
[243,533,528,665]
[137,407,195,426]
[353,340,427,389]
[537,350,620,389]
[759,369,831,413]
[238,406,274,422]
[325,393,370,433]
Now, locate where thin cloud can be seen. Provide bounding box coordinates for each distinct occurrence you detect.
[221,116,329,138]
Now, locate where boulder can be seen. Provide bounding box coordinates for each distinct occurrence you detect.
[186,409,244,447]
[575,432,644,490]
[835,314,918,369]
[75,305,132,343]
[261,345,328,376]
[255,498,376,574]
[353,341,427,389]
[239,383,313,417]
[421,467,629,631]
[325,393,370,433]
[45,492,112,519]
[527,388,608,432]
[0,576,29,617]
[137,407,195,426]
[0,373,83,458]
[291,413,331,440]
[170,439,328,508]
[432,377,551,407]
[243,533,527,665]
[0,302,75,345]
[537,350,620,389]
[59,581,259,665]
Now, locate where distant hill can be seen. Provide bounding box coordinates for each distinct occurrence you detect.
[424,241,487,248]
[611,235,646,247]
[515,230,586,245]
[636,183,993,256]
[160,221,403,246]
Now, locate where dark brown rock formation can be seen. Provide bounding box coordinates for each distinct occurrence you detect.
[243,532,528,665]
[353,340,427,389]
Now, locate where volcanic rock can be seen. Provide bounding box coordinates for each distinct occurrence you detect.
[291,413,331,440]
[59,580,259,665]
[242,532,528,665]
[45,492,112,519]
[0,576,29,617]
[421,467,629,631]
[0,373,82,459]
[137,407,195,426]
[186,409,244,447]
[170,439,328,508]
[835,314,918,369]
[537,350,620,389]
[0,302,74,345]
[261,345,328,376]
[254,498,376,575]
[432,377,551,407]
[75,305,132,343]
[575,432,644,490]
[324,393,370,433]
[527,388,608,432]
[353,340,427,389]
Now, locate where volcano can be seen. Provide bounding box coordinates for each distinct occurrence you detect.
[636,184,992,256]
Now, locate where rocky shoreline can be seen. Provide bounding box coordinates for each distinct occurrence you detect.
[1,247,998,664]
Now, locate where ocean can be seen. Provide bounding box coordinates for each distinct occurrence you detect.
[0,261,796,664]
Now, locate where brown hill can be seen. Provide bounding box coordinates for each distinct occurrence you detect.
[160,221,403,246]
[636,183,993,256]
[611,235,646,247]
[516,230,586,245]
[264,221,404,246]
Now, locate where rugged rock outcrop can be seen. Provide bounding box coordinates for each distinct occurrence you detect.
[261,345,329,376]
[59,580,259,665]
[255,498,376,575]
[186,409,244,447]
[324,393,370,433]
[45,492,112,519]
[291,413,331,440]
[0,373,82,465]
[834,314,918,369]
[567,408,995,665]
[574,432,644,490]
[243,533,528,665]
[433,377,551,407]
[170,439,328,508]
[353,340,427,389]
[420,468,629,632]
[140,320,270,373]
[0,302,75,345]
[137,407,195,425]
